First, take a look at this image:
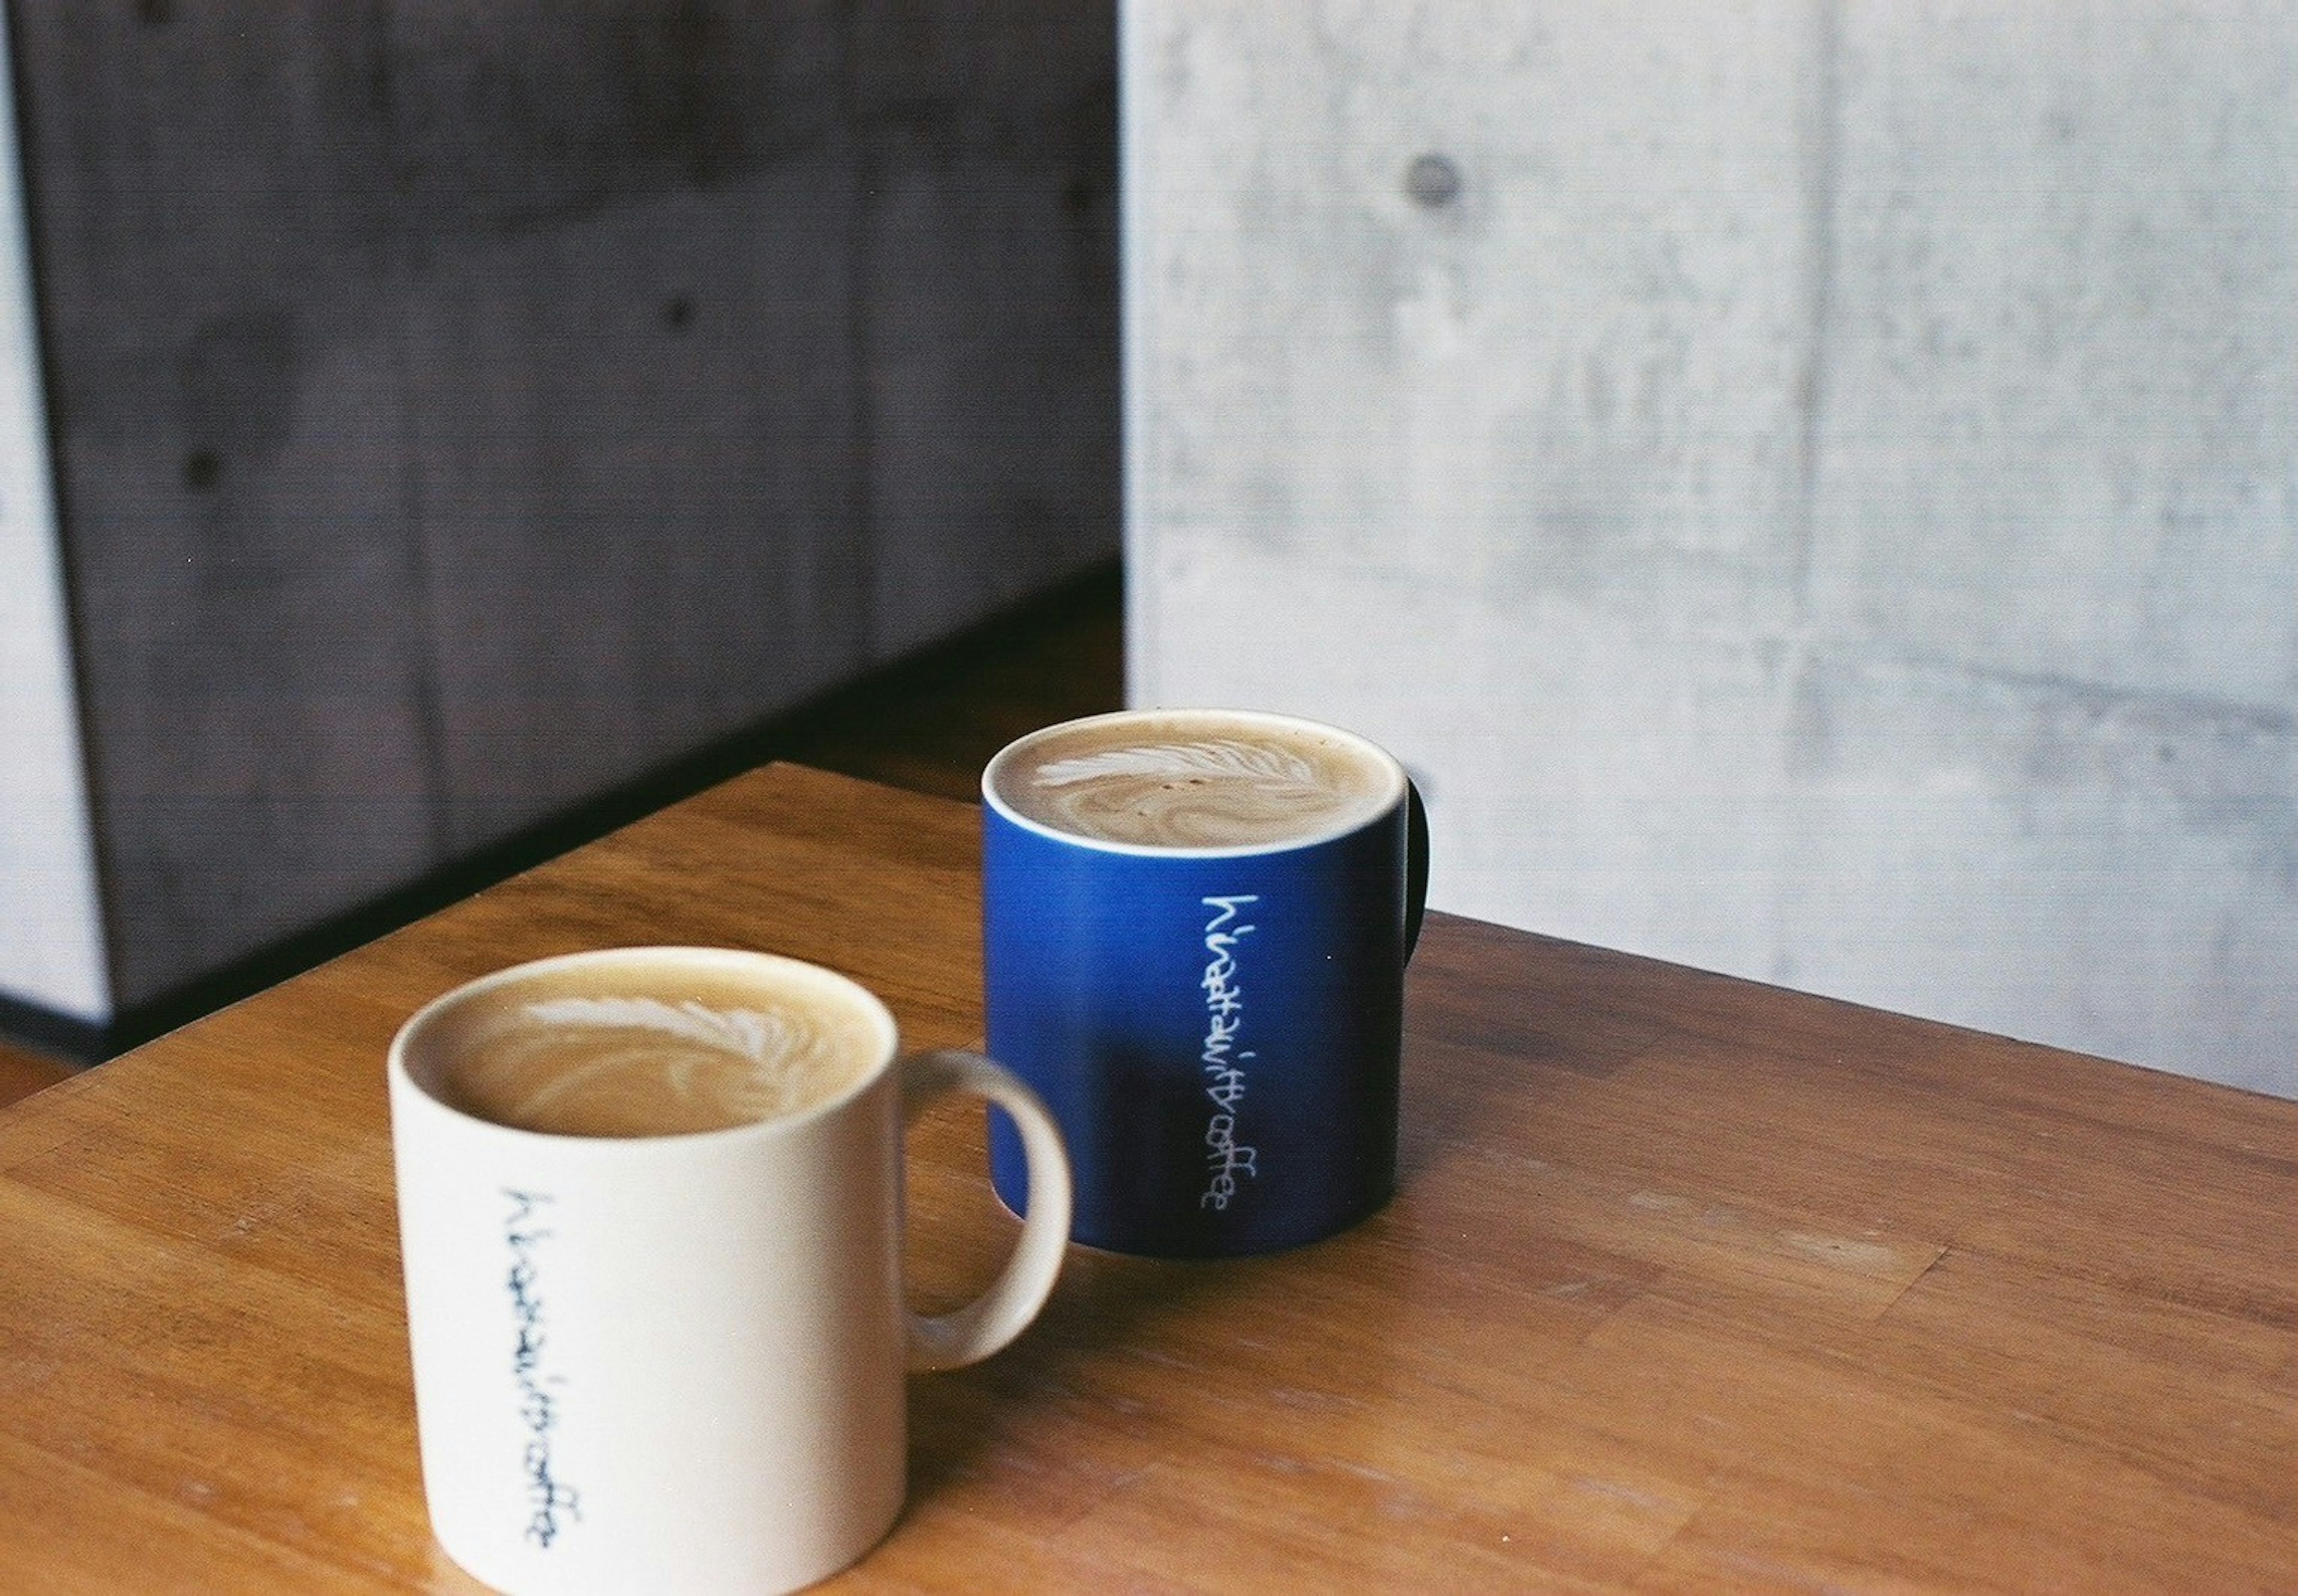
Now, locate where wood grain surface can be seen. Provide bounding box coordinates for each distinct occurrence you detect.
[0,764,2290,1591]
[0,1039,73,1109]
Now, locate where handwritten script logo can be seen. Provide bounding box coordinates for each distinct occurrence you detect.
[503,1190,580,1548]
[1199,895,1260,1210]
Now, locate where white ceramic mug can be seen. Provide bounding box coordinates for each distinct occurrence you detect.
[388,947,1072,1595]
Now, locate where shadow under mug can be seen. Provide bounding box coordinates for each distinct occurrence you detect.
[981,709,1429,1258]
[388,947,1071,1595]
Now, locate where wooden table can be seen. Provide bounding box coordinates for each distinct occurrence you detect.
[2,764,2292,1591]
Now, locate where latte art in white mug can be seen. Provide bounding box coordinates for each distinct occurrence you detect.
[990,711,1399,848]
[430,971,883,1138]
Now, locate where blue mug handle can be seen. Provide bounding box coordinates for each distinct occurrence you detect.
[1405,779,1431,960]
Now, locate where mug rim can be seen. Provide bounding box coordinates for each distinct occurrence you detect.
[981,706,1408,859]
[388,946,901,1150]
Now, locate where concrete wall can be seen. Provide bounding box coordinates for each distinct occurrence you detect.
[1126,1,2298,1096]
[0,12,107,1024]
[1,2,1117,1036]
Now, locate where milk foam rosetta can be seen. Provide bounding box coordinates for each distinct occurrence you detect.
[995,715,1396,848]
[441,990,878,1138]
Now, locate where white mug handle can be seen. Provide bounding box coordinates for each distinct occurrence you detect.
[898,1049,1072,1372]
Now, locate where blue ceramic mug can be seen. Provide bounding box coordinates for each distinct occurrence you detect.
[982,709,1429,1256]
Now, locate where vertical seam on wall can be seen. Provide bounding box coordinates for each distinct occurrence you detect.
[1791,0,1844,619]
[1117,0,1152,706]
[840,6,881,664]
[396,336,455,867]
[375,0,455,866]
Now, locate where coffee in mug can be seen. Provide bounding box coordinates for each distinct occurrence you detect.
[987,712,1398,850]
[390,947,1072,1595]
[418,960,885,1138]
[982,709,1428,1257]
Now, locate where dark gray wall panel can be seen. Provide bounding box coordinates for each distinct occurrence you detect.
[10,2,1117,1010]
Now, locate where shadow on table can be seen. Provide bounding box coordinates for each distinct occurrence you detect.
[1393,913,1672,1189]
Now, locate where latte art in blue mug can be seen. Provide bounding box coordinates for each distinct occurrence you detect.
[983,709,1428,1257]
[1001,728,1396,849]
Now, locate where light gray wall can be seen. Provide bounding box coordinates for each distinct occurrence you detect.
[1126,1,2298,1096]
[0,12,106,1023]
